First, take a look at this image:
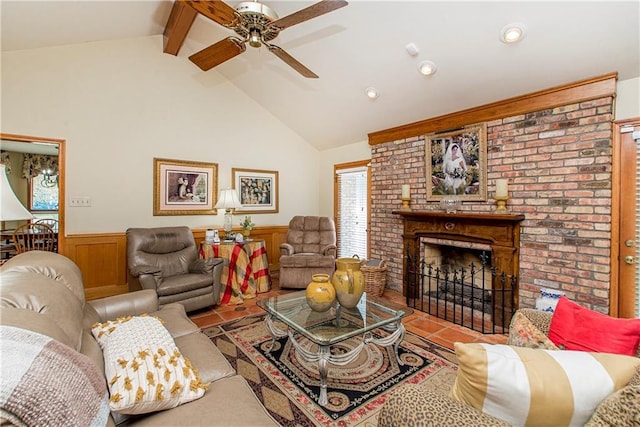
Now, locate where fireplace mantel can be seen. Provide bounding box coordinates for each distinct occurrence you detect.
[393,210,525,327]
[392,210,525,248]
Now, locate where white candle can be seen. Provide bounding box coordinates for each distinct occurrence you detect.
[402,184,410,198]
[495,179,509,198]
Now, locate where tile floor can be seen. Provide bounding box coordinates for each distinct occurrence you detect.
[188,280,508,350]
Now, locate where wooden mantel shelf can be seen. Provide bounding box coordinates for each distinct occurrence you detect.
[392,210,525,222]
[392,209,525,249]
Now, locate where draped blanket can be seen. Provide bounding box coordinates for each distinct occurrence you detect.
[0,326,109,427]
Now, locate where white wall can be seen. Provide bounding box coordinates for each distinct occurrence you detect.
[1,36,320,233]
[615,77,640,120]
[317,140,371,219]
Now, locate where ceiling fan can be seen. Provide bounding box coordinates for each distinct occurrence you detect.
[182,0,348,78]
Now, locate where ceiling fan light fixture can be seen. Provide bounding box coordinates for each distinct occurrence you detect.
[500,23,526,44]
[248,29,262,48]
[365,87,379,99]
[418,60,437,76]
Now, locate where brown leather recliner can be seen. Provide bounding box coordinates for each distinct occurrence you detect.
[279,216,337,289]
[126,226,223,312]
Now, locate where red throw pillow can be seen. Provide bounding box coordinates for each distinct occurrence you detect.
[549,297,640,356]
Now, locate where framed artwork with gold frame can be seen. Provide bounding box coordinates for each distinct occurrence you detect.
[232,168,279,214]
[425,123,487,201]
[153,158,218,215]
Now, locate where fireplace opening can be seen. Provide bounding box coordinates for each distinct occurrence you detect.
[394,211,524,335]
[406,238,517,334]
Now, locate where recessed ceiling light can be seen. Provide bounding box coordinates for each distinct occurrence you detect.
[418,60,437,76]
[500,23,526,44]
[365,87,379,99]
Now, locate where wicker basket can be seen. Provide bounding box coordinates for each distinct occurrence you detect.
[360,260,387,297]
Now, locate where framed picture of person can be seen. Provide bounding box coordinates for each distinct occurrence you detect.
[153,158,218,215]
[232,168,279,214]
[425,123,487,201]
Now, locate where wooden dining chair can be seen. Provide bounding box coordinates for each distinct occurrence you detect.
[35,218,59,233]
[12,223,56,254]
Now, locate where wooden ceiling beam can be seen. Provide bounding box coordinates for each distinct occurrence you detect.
[163,1,198,55]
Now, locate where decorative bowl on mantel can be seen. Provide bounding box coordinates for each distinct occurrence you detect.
[440,196,461,213]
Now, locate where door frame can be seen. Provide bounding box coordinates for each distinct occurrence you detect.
[0,133,66,254]
[333,160,371,259]
[610,118,639,317]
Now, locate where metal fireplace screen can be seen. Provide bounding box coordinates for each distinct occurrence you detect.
[405,244,517,334]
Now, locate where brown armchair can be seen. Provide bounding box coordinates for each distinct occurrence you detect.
[126,226,223,312]
[279,216,337,289]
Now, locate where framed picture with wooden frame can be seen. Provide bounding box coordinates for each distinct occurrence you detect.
[232,168,279,214]
[153,158,218,215]
[425,123,487,201]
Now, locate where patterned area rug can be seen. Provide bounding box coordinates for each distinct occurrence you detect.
[202,314,458,426]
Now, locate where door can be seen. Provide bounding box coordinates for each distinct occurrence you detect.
[612,119,639,318]
[0,133,65,255]
[334,160,370,259]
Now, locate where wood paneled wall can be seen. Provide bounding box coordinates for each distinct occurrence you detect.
[62,226,288,301]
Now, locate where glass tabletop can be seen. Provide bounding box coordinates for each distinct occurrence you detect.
[257,291,413,346]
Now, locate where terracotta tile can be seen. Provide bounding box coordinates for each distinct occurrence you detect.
[191,313,224,328]
[433,327,478,344]
[448,323,483,338]
[404,317,448,334]
[218,306,260,322]
[476,334,509,344]
[214,303,245,313]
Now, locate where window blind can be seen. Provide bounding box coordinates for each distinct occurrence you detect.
[336,166,368,259]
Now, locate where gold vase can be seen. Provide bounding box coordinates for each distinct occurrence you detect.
[331,257,365,309]
[305,274,336,312]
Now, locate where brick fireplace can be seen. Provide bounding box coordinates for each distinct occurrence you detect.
[394,211,524,330]
[367,75,616,314]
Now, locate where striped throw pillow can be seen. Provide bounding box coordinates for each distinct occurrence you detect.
[451,343,640,427]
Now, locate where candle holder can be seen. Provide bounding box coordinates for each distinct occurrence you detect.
[401,197,411,209]
[493,195,509,213]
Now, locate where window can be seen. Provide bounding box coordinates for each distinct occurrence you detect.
[29,173,59,211]
[334,161,370,259]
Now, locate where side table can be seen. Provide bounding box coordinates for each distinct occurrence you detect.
[200,240,271,305]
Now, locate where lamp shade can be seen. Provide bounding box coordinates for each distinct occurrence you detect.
[214,189,242,210]
[0,164,34,221]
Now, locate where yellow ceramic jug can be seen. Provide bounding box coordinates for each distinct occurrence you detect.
[331,257,365,308]
[305,274,336,312]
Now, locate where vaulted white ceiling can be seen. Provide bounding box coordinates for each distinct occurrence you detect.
[2,1,638,150]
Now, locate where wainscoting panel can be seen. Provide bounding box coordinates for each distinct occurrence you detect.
[61,233,128,300]
[62,226,288,301]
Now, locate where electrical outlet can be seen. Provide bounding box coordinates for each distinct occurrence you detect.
[70,196,92,207]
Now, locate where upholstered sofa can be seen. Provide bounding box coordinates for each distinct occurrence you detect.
[0,251,278,426]
[378,308,640,426]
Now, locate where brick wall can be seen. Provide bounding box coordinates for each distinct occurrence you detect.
[371,96,614,313]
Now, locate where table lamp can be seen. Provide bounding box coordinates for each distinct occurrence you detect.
[0,164,34,222]
[214,189,242,236]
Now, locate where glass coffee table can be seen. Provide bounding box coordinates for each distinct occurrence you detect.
[256,291,412,406]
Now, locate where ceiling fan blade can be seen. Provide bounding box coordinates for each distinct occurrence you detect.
[183,0,239,27]
[189,37,246,71]
[267,45,318,78]
[267,0,348,31]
